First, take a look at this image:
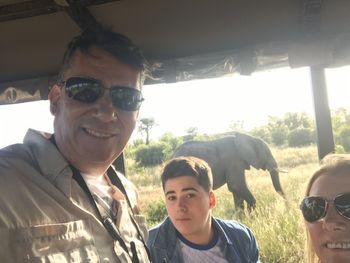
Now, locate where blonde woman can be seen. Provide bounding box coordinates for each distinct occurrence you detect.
[300,154,350,263]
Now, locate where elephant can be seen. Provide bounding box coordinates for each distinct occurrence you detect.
[172,132,285,211]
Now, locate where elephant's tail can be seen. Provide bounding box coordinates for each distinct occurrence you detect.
[269,168,285,198]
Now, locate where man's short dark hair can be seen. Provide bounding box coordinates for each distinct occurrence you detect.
[58,27,148,83]
[161,156,213,192]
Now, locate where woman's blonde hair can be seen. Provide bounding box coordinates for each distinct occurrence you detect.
[304,154,350,263]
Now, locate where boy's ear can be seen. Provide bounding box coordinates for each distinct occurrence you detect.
[48,85,62,115]
[209,191,216,209]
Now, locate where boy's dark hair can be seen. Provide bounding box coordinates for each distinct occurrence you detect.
[161,156,213,192]
[58,27,148,83]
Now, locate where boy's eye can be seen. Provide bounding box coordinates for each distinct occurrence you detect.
[186,193,195,199]
[167,196,176,201]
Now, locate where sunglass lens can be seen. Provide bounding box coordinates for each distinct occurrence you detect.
[301,197,326,222]
[335,193,350,219]
[111,87,143,111]
[65,77,102,103]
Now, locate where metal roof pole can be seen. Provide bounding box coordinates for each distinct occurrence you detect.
[310,66,335,160]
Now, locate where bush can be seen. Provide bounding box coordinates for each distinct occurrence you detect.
[159,133,184,160]
[250,126,272,144]
[145,199,167,227]
[270,126,288,146]
[288,128,315,147]
[335,144,346,154]
[339,127,350,152]
[135,143,166,167]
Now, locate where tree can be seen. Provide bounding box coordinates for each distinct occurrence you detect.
[332,107,350,131]
[228,120,245,132]
[183,127,198,141]
[138,118,156,145]
[332,108,350,149]
[283,112,313,130]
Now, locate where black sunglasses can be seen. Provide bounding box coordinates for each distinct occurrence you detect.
[300,192,350,223]
[61,77,144,111]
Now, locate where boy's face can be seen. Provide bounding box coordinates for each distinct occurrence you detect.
[164,175,216,244]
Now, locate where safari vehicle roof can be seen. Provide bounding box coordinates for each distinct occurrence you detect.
[1,0,349,160]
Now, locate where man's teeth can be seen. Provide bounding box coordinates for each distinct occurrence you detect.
[84,128,113,138]
[326,243,350,249]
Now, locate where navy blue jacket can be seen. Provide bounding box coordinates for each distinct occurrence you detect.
[147,217,260,263]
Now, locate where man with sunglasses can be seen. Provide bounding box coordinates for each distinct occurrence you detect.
[0,28,150,262]
[300,154,350,263]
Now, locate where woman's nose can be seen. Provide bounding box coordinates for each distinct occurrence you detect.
[322,204,346,231]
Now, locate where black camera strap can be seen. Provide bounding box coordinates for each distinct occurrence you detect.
[70,166,128,249]
[106,167,150,250]
[70,165,141,263]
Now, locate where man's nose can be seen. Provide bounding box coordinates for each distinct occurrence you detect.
[93,91,118,122]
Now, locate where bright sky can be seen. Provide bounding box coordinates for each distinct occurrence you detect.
[0,65,349,149]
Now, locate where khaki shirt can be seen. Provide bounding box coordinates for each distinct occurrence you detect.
[0,129,150,263]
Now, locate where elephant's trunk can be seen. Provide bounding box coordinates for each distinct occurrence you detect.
[269,168,285,198]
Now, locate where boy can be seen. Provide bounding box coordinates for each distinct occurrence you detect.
[147,156,260,263]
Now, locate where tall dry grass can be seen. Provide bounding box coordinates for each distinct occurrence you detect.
[128,145,320,263]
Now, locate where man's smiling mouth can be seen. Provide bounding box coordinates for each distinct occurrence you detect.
[83,127,116,138]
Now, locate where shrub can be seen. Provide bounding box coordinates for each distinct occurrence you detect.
[250,126,272,144]
[270,126,288,146]
[335,144,345,154]
[288,128,315,147]
[145,199,167,227]
[339,127,350,152]
[135,143,166,167]
[159,133,184,160]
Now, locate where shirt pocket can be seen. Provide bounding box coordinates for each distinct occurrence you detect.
[9,219,100,263]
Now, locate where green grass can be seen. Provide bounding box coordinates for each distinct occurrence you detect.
[127,145,319,263]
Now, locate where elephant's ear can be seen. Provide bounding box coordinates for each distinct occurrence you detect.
[233,132,268,170]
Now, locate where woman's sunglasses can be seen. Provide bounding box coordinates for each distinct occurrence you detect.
[300,192,350,222]
[61,77,144,111]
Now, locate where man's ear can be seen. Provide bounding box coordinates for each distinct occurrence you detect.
[209,191,216,209]
[48,85,62,115]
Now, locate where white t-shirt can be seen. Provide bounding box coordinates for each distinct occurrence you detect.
[81,173,114,216]
[178,230,229,263]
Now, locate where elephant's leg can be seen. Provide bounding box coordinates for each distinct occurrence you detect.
[232,192,245,210]
[226,171,256,211]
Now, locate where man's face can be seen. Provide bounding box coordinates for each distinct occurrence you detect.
[164,175,216,244]
[49,48,141,174]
